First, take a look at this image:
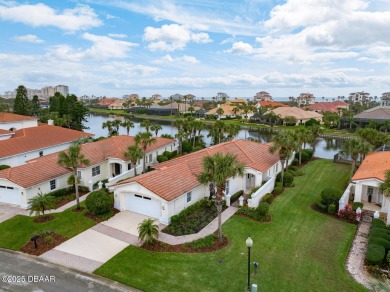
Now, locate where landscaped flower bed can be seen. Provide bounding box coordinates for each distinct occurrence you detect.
[20,231,67,256]
[162,198,226,236]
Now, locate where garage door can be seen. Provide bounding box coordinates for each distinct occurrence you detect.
[0,185,21,206]
[125,194,161,218]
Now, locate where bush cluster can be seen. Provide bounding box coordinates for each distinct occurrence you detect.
[261,193,273,204]
[276,172,294,187]
[320,187,342,207]
[85,189,113,215]
[157,150,178,163]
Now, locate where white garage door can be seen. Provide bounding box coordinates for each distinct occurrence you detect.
[0,185,21,206]
[125,194,161,218]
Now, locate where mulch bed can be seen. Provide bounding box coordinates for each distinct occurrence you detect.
[19,232,68,256]
[72,207,85,213]
[311,204,358,225]
[85,208,120,223]
[234,212,272,223]
[54,192,88,209]
[33,215,54,223]
[141,235,229,253]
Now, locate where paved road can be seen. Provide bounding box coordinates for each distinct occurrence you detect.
[0,249,137,292]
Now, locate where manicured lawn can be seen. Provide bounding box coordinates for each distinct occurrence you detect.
[0,202,96,250]
[95,160,367,292]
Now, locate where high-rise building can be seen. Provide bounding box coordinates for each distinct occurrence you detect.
[55,85,69,96]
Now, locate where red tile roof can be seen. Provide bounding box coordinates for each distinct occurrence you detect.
[114,140,280,201]
[0,125,93,159]
[352,151,390,181]
[305,101,349,113]
[0,112,38,122]
[259,101,289,108]
[0,129,13,135]
[0,136,175,187]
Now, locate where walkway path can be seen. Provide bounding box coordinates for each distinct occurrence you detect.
[345,210,376,290]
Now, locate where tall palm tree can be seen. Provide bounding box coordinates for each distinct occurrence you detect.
[307,124,323,157]
[57,144,90,209]
[225,124,240,140]
[111,119,121,135]
[140,119,152,133]
[150,123,162,137]
[120,119,134,136]
[341,138,364,181]
[232,107,240,116]
[294,128,313,165]
[357,139,373,164]
[197,153,244,242]
[208,120,226,145]
[269,131,297,186]
[135,132,156,173]
[216,107,224,119]
[28,192,56,217]
[175,129,187,154]
[102,120,114,136]
[192,120,204,147]
[138,218,159,244]
[124,145,143,176]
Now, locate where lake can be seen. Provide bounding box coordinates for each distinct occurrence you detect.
[84,114,344,159]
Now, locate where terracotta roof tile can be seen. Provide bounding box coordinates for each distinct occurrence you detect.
[259,101,289,108]
[114,140,279,201]
[0,112,38,122]
[269,107,323,120]
[0,129,13,135]
[0,125,93,159]
[352,151,390,181]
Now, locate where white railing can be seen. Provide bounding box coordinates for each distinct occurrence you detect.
[339,183,355,211]
[106,165,143,185]
[247,176,276,208]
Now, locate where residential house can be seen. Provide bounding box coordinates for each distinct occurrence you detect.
[0,123,93,167]
[254,91,272,102]
[354,106,390,125]
[206,103,253,119]
[381,92,390,106]
[257,101,289,109]
[305,101,349,114]
[0,135,176,208]
[0,112,38,131]
[108,99,125,110]
[348,92,370,104]
[151,94,162,101]
[110,139,284,224]
[97,98,119,108]
[215,92,229,101]
[349,151,390,224]
[0,129,13,140]
[297,93,315,106]
[266,107,323,125]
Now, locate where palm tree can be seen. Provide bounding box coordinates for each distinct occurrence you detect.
[28,192,56,217]
[269,131,297,186]
[307,124,323,157]
[124,145,143,176]
[192,120,204,147]
[57,144,90,210]
[175,129,187,154]
[188,106,195,116]
[225,124,240,140]
[150,123,162,137]
[102,120,114,136]
[232,107,240,117]
[208,120,226,145]
[357,139,373,164]
[216,107,224,119]
[138,218,159,244]
[294,128,313,165]
[341,138,364,181]
[135,132,156,173]
[140,120,152,133]
[111,119,121,135]
[120,119,134,136]
[197,153,244,242]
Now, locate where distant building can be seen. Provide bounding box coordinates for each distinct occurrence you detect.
[254,91,272,101]
[215,92,229,101]
[381,92,390,106]
[266,107,322,125]
[151,94,162,100]
[55,85,69,97]
[297,93,315,106]
[305,101,349,114]
[348,92,370,104]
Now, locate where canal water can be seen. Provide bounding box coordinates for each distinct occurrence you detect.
[84,114,344,159]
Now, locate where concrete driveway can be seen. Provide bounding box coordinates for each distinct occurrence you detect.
[102,211,150,236]
[0,203,24,223]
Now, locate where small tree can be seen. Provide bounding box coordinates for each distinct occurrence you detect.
[138,218,159,244]
[120,119,134,136]
[28,192,56,217]
[150,123,162,137]
[124,145,143,176]
[135,132,156,173]
[14,85,30,115]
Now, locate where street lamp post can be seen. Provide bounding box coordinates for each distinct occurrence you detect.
[246,236,253,291]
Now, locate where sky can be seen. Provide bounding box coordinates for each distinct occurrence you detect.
[1,0,390,99]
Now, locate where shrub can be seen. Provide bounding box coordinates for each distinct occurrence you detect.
[78,186,90,193]
[352,202,363,211]
[369,238,390,250]
[303,149,313,159]
[316,202,327,212]
[0,165,10,170]
[250,186,261,197]
[366,244,386,265]
[92,179,108,189]
[283,172,294,187]
[273,187,283,195]
[288,165,298,172]
[193,146,203,152]
[257,202,270,216]
[261,193,273,204]
[163,151,172,159]
[184,234,216,250]
[338,205,358,222]
[237,206,268,221]
[328,204,336,215]
[230,190,244,203]
[275,182,283,188]
[372,218,386,228]
[85,190,113,215]
[370,229,390,239]
[171,150,178,157]
[157,155,168,163]
[287,170,297,177]
[305,119,320,127]
[182,141,193,153]
[320,187,342,207]
[295,170,305,176]
[291,158,299,166]
[300,151,310,163]
[46,188,67,198]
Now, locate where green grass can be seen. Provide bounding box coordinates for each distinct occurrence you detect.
[95,160,366,292]
[0,202,96,250]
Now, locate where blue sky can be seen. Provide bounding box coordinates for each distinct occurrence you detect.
[0,0,390,99]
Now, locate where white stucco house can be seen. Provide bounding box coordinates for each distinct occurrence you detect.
[0,123,93,167]
[110,139,283,225]
[0,112,38,131]
[0,135,176,208]
[349,151,390,224]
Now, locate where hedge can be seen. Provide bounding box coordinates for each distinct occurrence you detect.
[46,188,67,198]
[85,189,113,215]
[369,238,390,250]
[372,219,386,228]
[328,204,336,215]
[291,158,299,166]
[316,202,327,212]
[257,202,270,216]
[320,187,342,207]
[283,172,294,187]
[230,190,244,203]
[352,202,363,211]
[157,155,169,163]
[0,165,10,170]
[261,193,273,204]
[273,187,283,195]
[366,244,386,265]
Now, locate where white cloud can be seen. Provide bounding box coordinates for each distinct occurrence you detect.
[12,34,43,43]
[0,3,101,31]
[47,34,138,61]
[143,24,211,51]
[226,41,253,55]
[152,54,200,64]
[108,33,127,38]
